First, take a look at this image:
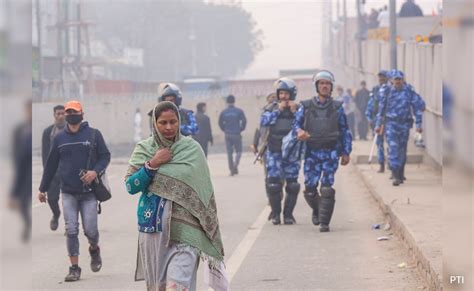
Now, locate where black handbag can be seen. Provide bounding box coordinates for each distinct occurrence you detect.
[86,129,112,213]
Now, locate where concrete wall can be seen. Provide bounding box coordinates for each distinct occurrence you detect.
[32,78,316,155]
[329,37,442,166]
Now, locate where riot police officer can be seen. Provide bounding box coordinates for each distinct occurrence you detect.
[294,70,352,232]
[149,83,198,136]
[365,70,389,173]
[375,70,425,186]
[260,78,300,225]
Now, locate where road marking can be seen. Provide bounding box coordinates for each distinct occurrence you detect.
[226,205,270,283]
[33,203,44,208]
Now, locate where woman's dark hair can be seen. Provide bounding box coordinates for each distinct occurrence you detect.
[196,102,206,113]
[154,102,179,121]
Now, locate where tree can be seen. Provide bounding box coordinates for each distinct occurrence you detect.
[85,0,263,81]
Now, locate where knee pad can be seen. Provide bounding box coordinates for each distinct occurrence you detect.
[320,186,335,199]
[304,186,318,198]
[266,178,282,197]
[285,181,300,196]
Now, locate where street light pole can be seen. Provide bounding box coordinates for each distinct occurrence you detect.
[356,0,362,70]
[35,0,43,99]
[389,0,397,69]
[342,0,347,66]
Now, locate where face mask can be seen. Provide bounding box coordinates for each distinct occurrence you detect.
[66,114,83,125]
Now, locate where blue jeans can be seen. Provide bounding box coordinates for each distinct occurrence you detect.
[225,134,242,172]
[62,192,99,257]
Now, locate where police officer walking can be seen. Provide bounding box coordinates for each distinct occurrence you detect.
[260,78,300,225]
[294,70,353,232]
[149,83,199,137]
[375,70,425,186]
[365,70,389,173]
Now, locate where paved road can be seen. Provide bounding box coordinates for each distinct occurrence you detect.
[31,150,424,290]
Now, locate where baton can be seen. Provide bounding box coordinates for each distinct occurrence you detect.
[368,134,378,164]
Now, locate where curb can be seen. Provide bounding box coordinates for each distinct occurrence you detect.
[351,162,443,291]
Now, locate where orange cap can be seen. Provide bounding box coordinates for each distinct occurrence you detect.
[64,100,83,112]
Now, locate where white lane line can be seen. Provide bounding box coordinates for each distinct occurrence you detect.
[226,205,270,283]
[33,203,45,208]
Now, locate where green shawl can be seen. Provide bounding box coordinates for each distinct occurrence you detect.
[127,101,224,264]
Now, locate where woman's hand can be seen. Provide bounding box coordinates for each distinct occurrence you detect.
[149,148,172,168]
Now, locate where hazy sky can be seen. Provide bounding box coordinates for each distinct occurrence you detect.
[238,0,441,80]
[238,1,324,79]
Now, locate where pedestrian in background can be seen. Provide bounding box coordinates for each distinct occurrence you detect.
[344,88,357,138]
[9,100,33,242]
[134,108,142,143]
[355,81,370,140]
[251,92,276,155]
[193,102,213,157]
[41,104,66,231]
[399,0,423,17]
[219,95,247,176]
[378,5,389,28]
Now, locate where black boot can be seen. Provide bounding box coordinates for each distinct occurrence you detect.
[400,163,406,183]
[303,186,320,225]
[392,169,402,186]
[283,181,300,225]
[377,162,385,173]
[266,179,282,225]
[319,187,336,232]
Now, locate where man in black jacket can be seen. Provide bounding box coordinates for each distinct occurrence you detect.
[193,102,213,157]
[38,100,111,282]
[41,104,66,231]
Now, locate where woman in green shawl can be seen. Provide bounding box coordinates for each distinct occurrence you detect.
[125,101,227,291]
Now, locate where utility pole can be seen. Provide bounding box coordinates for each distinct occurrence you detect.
[189,16,197,76]
[389,0,397,69]
[35,0,43,99]
[342,0,347,66]
[76,1,83,99]
[356,0,363,70]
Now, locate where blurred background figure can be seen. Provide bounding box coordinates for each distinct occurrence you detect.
[9,99,33,242]
[399,0,424,17]
[193,102,213,157]
[251,92,277,155]
[377,5,389,28]
[134,108,142,143]
[368,8,380,29]
[354,81,370,140]
[343,88,356,138]
[334,85,345,102]
[41,104,66,231]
